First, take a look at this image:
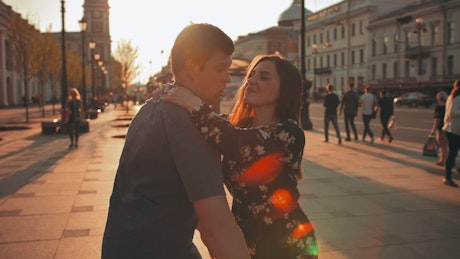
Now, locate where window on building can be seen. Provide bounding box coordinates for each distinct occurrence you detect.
[349,77,355,87]
[372,65,376,80]
[320,32,323,44]
[432,25,439,46]
[351,23,355,37]
[406,31,411,48]
[382,63,387,79]
[326,30,330,42]
[351,50,355,65]
[357,76,364,87]
[313,34,317,44]
[320,56,323,67]
[333,53,337,67]
[313,58,317,69]
[307,36,311,47]
[341,77,344,89]
[359,20,364,34]
[341,52,345,66]
[333,28,337,40]
[359,49,364,64]
[5,40,12,70]
[327,55,330,67]
[431,57,437,79]
[404,60,410,78]
[92,22,103,33]
[447,22,455,44]
[447,55,454,76]
[393,62,399,79]
[419,29,425,46]
[394,33,399,53]
[383,37,388,55]
[372,39,377,56]
[307,58,311,71]
[341,25,345,39]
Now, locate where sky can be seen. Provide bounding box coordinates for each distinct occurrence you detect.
[3,0,341,83]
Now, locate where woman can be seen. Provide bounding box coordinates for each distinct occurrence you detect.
[165,54,318,258]
[65,88,84,148]
[442,80,460,187]
[430,91,448,166]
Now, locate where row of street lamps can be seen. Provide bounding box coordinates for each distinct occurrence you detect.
[78,17,106,111]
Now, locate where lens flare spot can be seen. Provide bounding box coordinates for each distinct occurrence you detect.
[291,222,313,238]
[271,189,292,209]
[237,152,283,186]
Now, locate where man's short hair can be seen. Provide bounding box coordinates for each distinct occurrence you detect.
[171,23,234,76]
[327,84,334,91]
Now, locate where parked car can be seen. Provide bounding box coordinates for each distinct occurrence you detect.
[393,92,435,108]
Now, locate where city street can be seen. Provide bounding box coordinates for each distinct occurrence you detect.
[308,101,436,144]
[0,102,460,259]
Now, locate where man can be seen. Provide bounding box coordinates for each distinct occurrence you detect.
[339,84,359,141]
[323,84,342,144]
[377,90,394,143]
[359,85,377,144]
[102,24,249,259]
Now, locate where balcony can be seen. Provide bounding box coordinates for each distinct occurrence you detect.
[404,46,431,59]
[314,67,332,75]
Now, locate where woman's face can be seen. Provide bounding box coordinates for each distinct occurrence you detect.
[243,60,280,109]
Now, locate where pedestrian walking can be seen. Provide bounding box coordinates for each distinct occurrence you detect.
[339,83,359,141]
[323,84,342,144]
[377,90,394,143]
[65,88,85,148]
[359,85,377,144]
[101,23,249,259]
[442,79,460,187]
[430,91,448,166]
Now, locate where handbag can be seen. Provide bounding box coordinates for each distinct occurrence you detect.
[61,109,70,124]
[422,136,438,157]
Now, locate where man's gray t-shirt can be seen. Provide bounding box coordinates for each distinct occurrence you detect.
[102,99,225,259]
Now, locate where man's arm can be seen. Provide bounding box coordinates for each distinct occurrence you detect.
[162,103,249,258]
[194,196,250,259]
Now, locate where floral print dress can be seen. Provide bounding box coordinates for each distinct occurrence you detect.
[190,103,318,259]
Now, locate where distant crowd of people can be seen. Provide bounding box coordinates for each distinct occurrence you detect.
[321,83,395,145]
[320,80,460,189]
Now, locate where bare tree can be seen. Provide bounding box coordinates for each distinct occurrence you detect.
[8,14,41,122]
[31,27,60,117]
[113,39,140,89]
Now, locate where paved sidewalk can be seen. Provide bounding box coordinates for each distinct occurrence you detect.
[0,105,459,259]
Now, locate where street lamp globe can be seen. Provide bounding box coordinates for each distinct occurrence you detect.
[78,17,87,32]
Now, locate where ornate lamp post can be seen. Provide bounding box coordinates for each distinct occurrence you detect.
[300,0,313,130]
[97,60,103,103]
[89,40,96,108]
[414,17,426,88]
[60,0,68,110]
[78,17,87,110]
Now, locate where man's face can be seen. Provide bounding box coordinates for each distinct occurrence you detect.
[191,51,232,104]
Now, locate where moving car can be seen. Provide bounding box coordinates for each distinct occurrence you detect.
[393,92,434,108]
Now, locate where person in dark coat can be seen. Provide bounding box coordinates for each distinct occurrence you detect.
[323,84,342,144]
[339,84,359,141]
[377,90,394,143]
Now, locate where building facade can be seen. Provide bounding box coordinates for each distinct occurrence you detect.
[296,0,459,95]
[0,0,112,108]
[367,0,460,93]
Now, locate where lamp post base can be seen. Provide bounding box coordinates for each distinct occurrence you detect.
[301,102,313,130]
